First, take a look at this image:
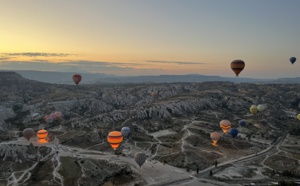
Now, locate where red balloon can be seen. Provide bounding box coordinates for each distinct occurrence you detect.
[72,74,82,85]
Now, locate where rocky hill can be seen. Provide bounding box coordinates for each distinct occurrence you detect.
[0,72,299,185]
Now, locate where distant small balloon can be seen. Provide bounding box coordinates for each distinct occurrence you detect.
[238,120,246,127]
[290,57,296,65]
[73,74,82,85]
[210,132,221,146]
[151,91,158,97]
[37,129,48,143]
[257,104,266,112]
[220,120,231,133]
[121,127,131,138]
[31,113,40,121]
[107,131,123,150]
[228,128,239,138]
[22,128,35,140]
[44,115,54,123]
[297,114,300,120]
[250,105,258,115]
[134,152,147,168]
[231,60,245,77]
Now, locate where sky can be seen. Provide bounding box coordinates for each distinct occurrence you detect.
[0,0,300,78]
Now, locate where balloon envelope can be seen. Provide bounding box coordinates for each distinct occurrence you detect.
[37,129,48,143]
[231,60,245,77]
[107,131,123,150]
[23,128,35,140]
[257,104,266,112]
[44,115,54,123]
[210,132,221,146]
[220,120,231,133]
[250,105,258,115]
[297,114,300,120]
[238,120,246,127]
[151,92,158,97]
[290,57,296,64]
[121,127,131,138]
[228,128,239,138]
[134,152,147,168]
[73,74,82,85]
[31,113,40,121]
[54,111,62,119]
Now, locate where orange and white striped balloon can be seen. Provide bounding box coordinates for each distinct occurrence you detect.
[107,131,123,150]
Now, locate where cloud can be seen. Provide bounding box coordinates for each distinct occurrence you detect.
[0,57,11,61]
[146,60,206,65]
[3,52,71,57]
[0,60,162,74]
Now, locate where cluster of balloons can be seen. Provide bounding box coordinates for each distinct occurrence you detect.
[107,127,131,150]
[211,119,242,146]
[43,111,62,123]
[106,127,147,167]
[231,57,296,77]
[250,104,266,115]
[22,128,49,143]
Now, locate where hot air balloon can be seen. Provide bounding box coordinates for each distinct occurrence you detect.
[121,127,131,138]
[31,113,40,121]
[134,152,147,168]
[231,60,245,77]
[238,120,246,127]
[297,114,300,120]
[107,131,123,150]
[210,132,221,146]
[290,57,296,65]
[50,113,58,120]
[151,91,158,97]
[23,128,35,140]
[73,74,82,85]
[44,115,54,123]
[250,105,258,115]
[37,129,48,143]
[220,120,231,133]
[257,104,266,112]
[228,128,239,138]
[54,111,62,119]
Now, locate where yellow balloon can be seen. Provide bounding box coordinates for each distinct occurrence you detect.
[297,114,300,120]
[250,105,258,115]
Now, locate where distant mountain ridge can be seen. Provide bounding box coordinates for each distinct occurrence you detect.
[1,70,300,84]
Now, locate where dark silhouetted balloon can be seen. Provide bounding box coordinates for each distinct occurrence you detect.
[231,60,245,77]
[121,127,131,138]
[134,152,147,168]
[290,57,296,65]
[23,128,35,140]
[238,120,246,127]
[73,74,82,85]
[228,128,239,138]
